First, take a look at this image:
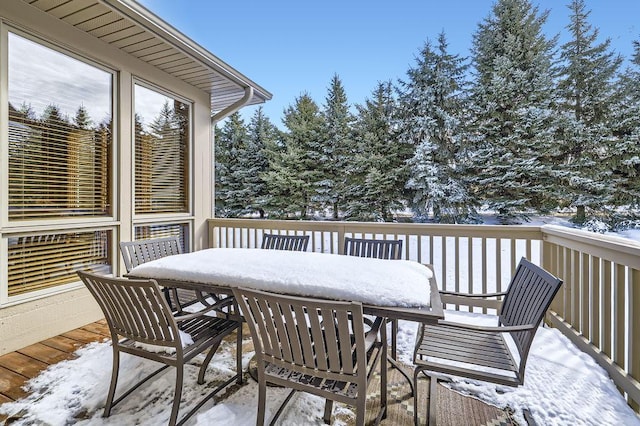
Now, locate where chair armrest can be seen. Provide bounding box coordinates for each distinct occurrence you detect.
[439,290,507,298]
[173,296,235,322]
[436,320,537,333]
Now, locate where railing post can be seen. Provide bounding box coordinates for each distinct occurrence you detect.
[337,223,346,255]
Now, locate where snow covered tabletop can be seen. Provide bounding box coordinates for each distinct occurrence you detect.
[129,248,432,308]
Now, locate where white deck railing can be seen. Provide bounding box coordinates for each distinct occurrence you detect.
[207,218,640,411]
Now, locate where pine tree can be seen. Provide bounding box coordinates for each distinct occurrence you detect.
[609,39,640,223]
[397,32,478,223]
[556,0,623,224]
[214,125,230,216]
[18,102,36,121]
[214,113,249,217]
[241,107,277,218]
[317,74,354,219]
[468,0,558,223]
[345,82,406,221]
[262,94,325,218]
[74,105,92,129]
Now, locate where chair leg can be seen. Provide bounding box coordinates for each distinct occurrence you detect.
[169,365,184,426]
[355,394,365,426]
[257,372,267,426]
[391,318,398,360]
[428,374,438,426]
[198,340,223,385]
[104,346,120,417]
[323,400,333,424]
[236,324,243,384]
[413,367,422,426]
[381,320,388,419]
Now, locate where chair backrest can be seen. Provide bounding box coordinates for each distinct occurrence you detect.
[343,237,403,260]
[233,287,367,381]
[499,258,563,375]
[78,270,181,351]
[260,233,309,251]
[120,236,183,273]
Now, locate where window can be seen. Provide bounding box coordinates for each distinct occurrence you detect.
[7,32,112,221]
[134,84,190,214]
[135,222,189,252]
[8,230,112,297]
[3,30,115,299]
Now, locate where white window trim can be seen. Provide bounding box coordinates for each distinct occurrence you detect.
[0,25,119,305]
[132,78,195,247]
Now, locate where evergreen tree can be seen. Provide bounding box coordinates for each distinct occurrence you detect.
[214,113,249,217]
[345,82,406,221]
[263,94,324,218]
[609,39,640,223]
[397,32,477,223]
[18,102,36,121]
[468,0,558,223]
[214,125,231,216]
[241,107,277,218]
[317,74,354,219]
[74,105,92,129]
[556,0,623,224]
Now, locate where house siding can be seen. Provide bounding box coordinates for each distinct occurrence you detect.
[0,0,213,355]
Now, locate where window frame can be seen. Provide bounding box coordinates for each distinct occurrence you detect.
[0,24,119,306]
[2,25,119,228]
[1,226,117,306]
[132,78,194,221]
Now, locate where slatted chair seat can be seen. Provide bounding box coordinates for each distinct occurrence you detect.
[260,233,310,251]
[77,271,242,426]
[415,323,519,386]
[412,257,563,425]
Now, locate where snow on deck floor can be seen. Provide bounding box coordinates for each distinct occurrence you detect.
[1,310,638,426]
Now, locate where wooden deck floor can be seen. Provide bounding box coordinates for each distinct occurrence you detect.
[0,320,111,404]
[0,321,516,425]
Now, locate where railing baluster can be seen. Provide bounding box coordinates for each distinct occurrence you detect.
[603,259,612,358]
[630,268,640,411]
[614,264,626,375]
[581,252,590,339]
[592,256,601,348]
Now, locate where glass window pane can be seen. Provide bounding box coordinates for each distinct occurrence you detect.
[134,223,189,252]
[134,84,190,214]
[7,32,113,220]
[7,230,112,296]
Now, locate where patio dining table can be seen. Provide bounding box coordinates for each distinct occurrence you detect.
[126,247,444,323]
[127,247,444,397]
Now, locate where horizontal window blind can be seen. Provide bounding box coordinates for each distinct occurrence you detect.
[135,223,188,252]
[135,88,189,214]
[8,230,112,296]
[8,31,113,221]
[8,114,111,220]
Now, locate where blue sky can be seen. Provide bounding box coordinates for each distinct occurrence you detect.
[139,0,639,128]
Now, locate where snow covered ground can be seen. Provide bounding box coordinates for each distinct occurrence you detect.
[1,311,639,426]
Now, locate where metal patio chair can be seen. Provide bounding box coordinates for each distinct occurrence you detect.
[412,258,562,425]
[343,236,403,260]
[120,236,199,311]
[77,270,242,426]
[233,287,387,426]
[343,236,403,359]
[260,233,310,251]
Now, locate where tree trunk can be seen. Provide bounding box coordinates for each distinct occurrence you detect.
[575,205,586,224]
